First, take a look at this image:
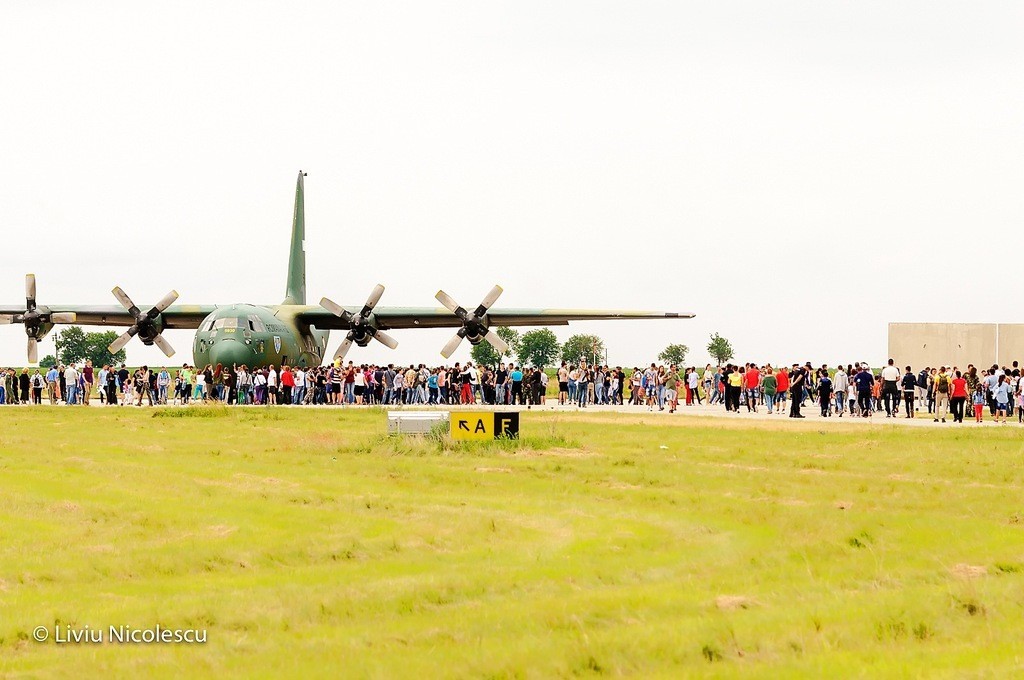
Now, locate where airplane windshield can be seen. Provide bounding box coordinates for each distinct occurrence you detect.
[247,315,266,332]
[212,318,241,330]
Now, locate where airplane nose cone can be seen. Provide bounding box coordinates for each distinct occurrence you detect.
[209,339,255,368]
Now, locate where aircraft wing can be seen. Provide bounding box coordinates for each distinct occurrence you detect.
[298,307,692,330]
[0,304,217,329]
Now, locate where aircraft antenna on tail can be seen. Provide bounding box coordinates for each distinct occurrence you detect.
[283,171,307,305]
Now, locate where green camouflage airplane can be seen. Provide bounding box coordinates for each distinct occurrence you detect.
[0,172,692,368]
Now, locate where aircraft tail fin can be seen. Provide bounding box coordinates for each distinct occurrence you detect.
[283,171,307,305]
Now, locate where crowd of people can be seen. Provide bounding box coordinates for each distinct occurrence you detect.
[7,357,1024,424]
[697,359,1024,424]
[10,361,555,408]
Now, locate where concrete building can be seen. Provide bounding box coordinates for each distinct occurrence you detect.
[888,323,1024,369]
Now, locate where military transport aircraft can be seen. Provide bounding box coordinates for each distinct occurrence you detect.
[0,172,691,368]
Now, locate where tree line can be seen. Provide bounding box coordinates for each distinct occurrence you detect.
[470,329,735,368]
[36,326,736,369]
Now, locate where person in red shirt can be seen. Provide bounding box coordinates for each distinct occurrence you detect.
[949,369,968,423]
[775,368,789,414]
[744,364,761,413]
[280,366,295,406]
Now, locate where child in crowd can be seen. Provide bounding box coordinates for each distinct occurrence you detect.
[973,384,986,423]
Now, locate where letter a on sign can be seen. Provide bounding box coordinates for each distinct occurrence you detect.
[450,411,521,440]
[451,411,492,441]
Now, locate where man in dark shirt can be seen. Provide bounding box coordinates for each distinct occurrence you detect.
[818,374,832,417]
[789,364,805,418]
[901,366,917,418]
[916,368,929,412]
[494,366,508,405]
[117,364,129,395]
[854,367,874,417]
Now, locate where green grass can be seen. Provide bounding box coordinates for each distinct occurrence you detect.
[2,408,1024,677]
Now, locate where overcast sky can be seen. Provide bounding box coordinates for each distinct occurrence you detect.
[1,2,1021,368]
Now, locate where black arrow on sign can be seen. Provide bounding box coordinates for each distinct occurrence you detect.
[459,421,470,431]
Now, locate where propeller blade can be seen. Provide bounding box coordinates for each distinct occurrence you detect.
[479,284,503,311]
[151,290,179,315]
[112,286,137,313]
[363,284,385,311]
[49,312,76,324]
[27,337,38,364]
[483,329,510,355]
[435,290,461,314]
[333,335,354,361]
[152,334,175,357]
[108,329,135,354]
[319,297,351,320]
[0,315,14,325]
[25,273,36,304]
[440,333,464,359]
[372,329,399,350]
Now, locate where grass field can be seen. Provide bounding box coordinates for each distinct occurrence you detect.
[2,407,1024,677]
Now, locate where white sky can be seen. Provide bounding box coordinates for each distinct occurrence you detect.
[1,2,1021,368]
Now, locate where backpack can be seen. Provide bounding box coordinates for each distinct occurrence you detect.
[936,375,949,394]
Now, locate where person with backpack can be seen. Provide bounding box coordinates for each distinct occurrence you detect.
[933,366,951,423]
[31,369,44,404]
[916,367,930,412]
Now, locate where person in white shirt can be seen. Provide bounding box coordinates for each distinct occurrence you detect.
[687,369,701,404]
[465,362,481,404]
[293,368,306,404]
[97,367,108,404]
[63,364,80,405]
[353,367,366,405]
[195,371,206,402]
[267,366,279,405]
[880,359,901,417]
[253,370,267,404]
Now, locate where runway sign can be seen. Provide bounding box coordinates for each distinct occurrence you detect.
[451,411,520,440]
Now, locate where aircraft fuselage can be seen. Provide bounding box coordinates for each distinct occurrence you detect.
[192,304,329,369]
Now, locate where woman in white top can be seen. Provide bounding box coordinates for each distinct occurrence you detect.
[195,372,206,402]
[353,368,366,405]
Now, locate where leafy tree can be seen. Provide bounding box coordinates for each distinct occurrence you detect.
[85,330,128,368]
[517,329,560,369]
[53,327,127,368]
[658,343,689,366]
[706,332,734,366]
[561,334,605,366]
[470,327,521,367]
[40,355,57,368]
[54,326,88,365]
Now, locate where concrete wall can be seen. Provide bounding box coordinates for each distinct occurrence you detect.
[887,323,997,369]
[997,324,1024,368]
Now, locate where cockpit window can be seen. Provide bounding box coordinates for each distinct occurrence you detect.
[247,315,266,332]
[212,318,242,330]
